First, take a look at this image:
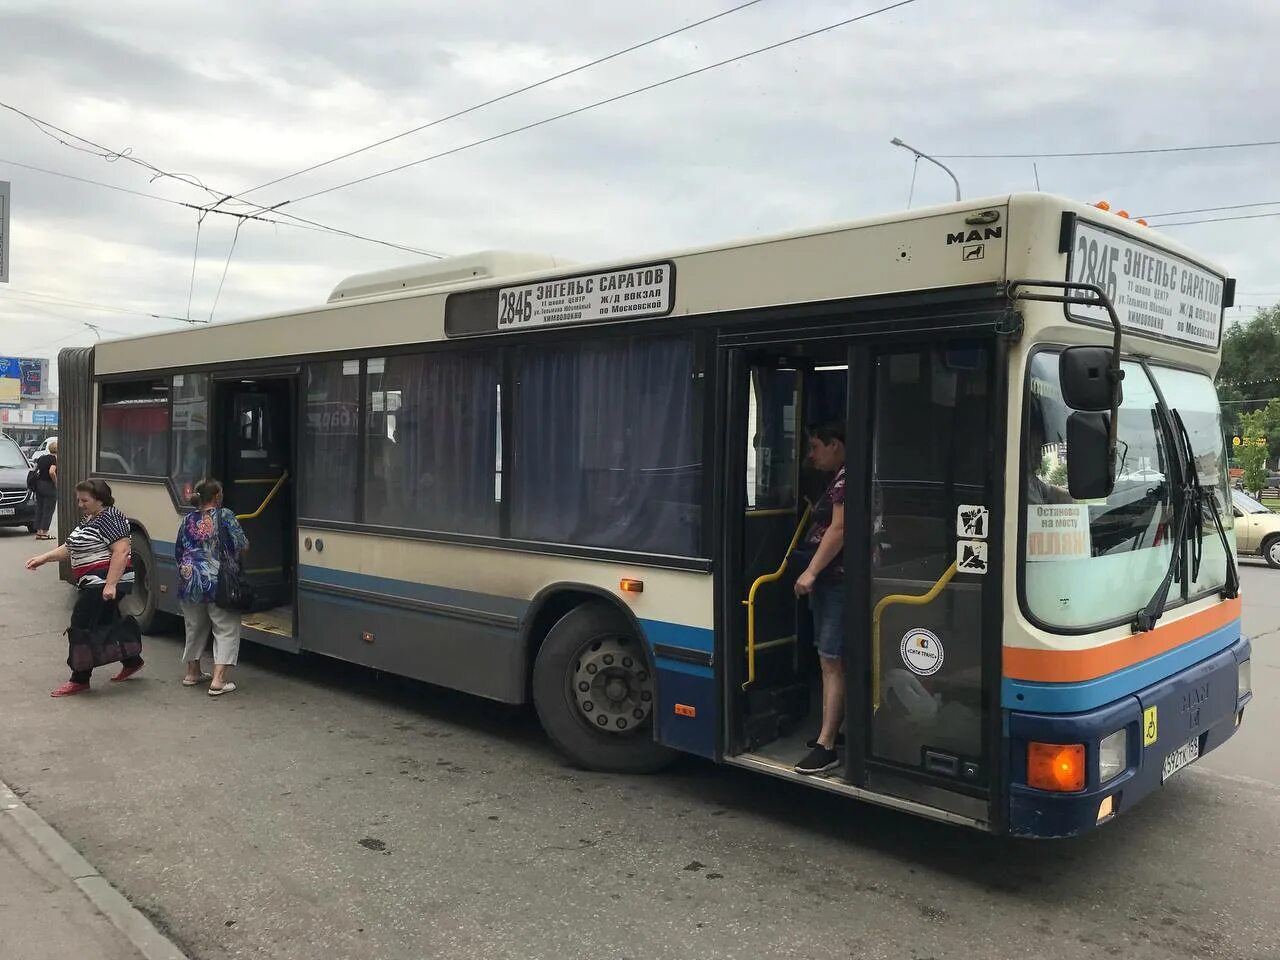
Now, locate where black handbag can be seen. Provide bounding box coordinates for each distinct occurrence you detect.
[66,595,142,673]
[213,510,255,612]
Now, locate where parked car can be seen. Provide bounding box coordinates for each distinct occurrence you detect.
[1231,489,1280,567]
[30,436,56,461]
[0,435,37,532]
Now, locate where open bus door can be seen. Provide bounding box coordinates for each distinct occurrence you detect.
[724,335,1002,827]
[210,373,299,651]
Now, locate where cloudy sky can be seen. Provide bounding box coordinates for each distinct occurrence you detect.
[1,0,1278,389]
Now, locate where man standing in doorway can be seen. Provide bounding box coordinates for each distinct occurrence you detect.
[793,422,846,776]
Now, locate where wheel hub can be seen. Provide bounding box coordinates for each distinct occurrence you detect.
[571,635,653,734]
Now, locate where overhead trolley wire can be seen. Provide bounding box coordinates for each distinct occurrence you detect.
[237,0,771,199]
[0,106,443,257]
[933,140,1280,159]
[0,155,441,258]
[264,0,923,210]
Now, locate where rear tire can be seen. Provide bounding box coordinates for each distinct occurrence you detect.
[1264,535,1280,569]
[532,601,675,774]
[120,531,178,633]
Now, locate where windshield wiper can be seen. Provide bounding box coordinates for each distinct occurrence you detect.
[1133,403,1238,631]
[1133,471,1192,631]
[1174,409,1238,601]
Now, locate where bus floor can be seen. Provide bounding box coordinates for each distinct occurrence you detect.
[742,679,848,780]
[241,604,293,638]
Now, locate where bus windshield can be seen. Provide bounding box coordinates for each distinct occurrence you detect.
[1022,353,1229,630]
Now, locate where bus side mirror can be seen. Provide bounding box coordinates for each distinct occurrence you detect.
[1060,346,1122,412]
[1066,412,1115,500]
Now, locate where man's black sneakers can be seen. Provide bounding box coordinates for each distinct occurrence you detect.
[794,745,839,775]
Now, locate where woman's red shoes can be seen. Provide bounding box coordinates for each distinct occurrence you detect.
[110,661,144,682]
[50,681,90,697]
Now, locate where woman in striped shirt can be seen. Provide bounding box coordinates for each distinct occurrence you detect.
[25,478,144,697]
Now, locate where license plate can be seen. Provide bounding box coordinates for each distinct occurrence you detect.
[1161,737,1201,782]
[0,507,14,516]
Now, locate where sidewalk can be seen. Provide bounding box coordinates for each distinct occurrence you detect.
[0,779,186,960]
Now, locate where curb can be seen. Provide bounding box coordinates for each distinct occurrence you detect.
[0,778,187,960]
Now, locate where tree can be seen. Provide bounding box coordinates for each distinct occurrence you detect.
[1237,409,1271,496]
[1218,305,1280,461]
[1049,461,1068,486]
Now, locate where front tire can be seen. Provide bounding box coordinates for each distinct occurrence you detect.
[532,601,675,774]
[1264,535,1280,569]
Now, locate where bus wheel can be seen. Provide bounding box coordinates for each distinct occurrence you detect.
[120,532,176,633]
[1265,535,1280,569]
[533,601,675,774]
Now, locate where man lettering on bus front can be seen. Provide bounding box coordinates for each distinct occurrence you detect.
[793,422,846,776]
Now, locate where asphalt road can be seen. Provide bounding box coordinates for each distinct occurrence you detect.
[0,524,1276,960]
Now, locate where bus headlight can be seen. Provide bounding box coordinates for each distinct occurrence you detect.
[1238,659,1251,700]
[1099,729,1127,783]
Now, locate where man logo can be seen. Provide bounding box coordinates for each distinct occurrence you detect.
[946,227,1003,244]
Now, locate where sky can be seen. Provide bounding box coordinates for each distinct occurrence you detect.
[1,0,1278,392]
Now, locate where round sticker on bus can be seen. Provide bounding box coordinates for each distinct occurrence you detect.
[900,628,944,677]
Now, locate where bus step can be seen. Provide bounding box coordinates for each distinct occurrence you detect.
[743,682,810,749]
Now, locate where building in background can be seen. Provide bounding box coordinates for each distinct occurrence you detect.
[0,356,57,450]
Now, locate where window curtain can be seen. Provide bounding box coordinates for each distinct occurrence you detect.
[364,352,499,535]
[512,336,701,556]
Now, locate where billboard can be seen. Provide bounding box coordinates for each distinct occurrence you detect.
[0,356,47,405]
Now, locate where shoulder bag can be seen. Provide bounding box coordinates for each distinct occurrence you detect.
[213,509,255,612]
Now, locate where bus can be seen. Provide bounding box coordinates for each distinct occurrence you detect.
[57,192,1251,837]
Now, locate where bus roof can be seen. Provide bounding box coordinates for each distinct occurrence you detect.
[92,192,1230,374]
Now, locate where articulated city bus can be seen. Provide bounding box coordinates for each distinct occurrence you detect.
[58,192,1251,836]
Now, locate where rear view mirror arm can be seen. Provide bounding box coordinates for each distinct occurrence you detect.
[1009,279,1125,482]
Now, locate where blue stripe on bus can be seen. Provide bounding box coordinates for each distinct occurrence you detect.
[637,618,714,653]
[653,660,714,679]
[1002,617,1242,714]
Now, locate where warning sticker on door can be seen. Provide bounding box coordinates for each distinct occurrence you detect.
[900,628,944,677]
[956,504,989,539]
[956,539,988,574]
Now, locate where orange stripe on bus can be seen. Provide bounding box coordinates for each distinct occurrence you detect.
[1003,597,1241,683]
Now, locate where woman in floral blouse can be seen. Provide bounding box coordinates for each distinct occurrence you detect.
[175,479,249,696]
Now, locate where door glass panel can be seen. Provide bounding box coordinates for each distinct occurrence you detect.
[747,366,799,510]
[869,346,991,779]
[170,373,209,503]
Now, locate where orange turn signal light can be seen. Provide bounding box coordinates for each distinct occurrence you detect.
[1027,741,1086,792]
[620,578,644,593]
[1136,218,1149,227]
[1116,209,1130,219]
[1094,200,1111,211]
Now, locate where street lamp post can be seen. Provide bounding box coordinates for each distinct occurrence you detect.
[890,137,962,202]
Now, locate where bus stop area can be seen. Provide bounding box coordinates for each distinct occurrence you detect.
[0,527,1276,960]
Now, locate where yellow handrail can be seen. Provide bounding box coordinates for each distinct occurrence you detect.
[235,471,289,521]
[741,504,812,690]
[871,561,957,711]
